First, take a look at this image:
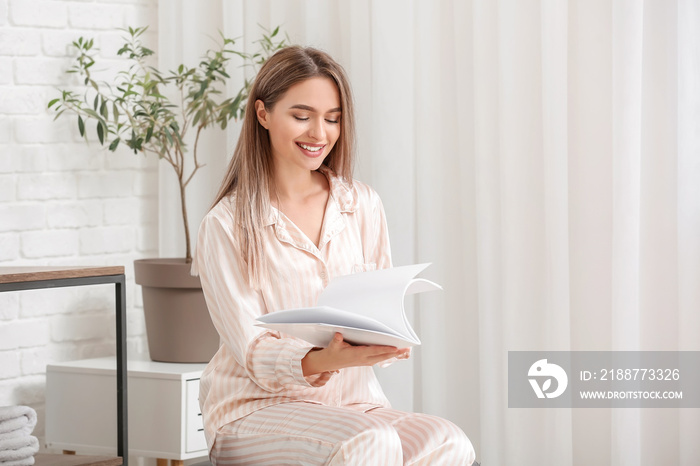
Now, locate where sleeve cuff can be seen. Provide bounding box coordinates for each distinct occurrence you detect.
[304,368,338,387]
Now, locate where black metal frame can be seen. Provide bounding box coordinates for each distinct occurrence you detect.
[0,274,128,465]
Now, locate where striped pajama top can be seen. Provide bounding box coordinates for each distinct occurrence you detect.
[191,166,394,453]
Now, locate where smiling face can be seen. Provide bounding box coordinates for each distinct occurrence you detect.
[255,76,342,177]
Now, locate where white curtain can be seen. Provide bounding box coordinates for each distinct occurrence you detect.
[157,1,700,464]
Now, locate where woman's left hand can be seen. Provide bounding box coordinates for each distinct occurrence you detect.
[301,332,410,376]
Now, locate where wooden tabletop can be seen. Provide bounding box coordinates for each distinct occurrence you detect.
[34,453,122,466]
[0,266,125,284]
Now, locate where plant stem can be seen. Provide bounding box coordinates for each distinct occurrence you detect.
[185,125,204,187]
[179,172,192,263]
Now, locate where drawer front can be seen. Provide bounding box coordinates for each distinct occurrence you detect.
[186,379,207,453]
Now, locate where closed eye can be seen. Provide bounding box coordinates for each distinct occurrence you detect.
[294,115,339,124]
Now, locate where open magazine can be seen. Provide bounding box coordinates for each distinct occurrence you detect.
[255,263,441,347]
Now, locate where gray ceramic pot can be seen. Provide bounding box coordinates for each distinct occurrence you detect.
[134,258,219,363]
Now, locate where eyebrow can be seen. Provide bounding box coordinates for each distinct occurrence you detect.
[289,104,342,113]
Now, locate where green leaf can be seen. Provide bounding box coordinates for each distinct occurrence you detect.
[96,122,104,145]
[48,98,60,108]
[78,115,85,137]
[109,138,120,151]
[84,108,101,120]
[192,109,202,126]
[145,126,153,143]
[231,91,243,109]
[100,100,108,119]
[164,129,173,145]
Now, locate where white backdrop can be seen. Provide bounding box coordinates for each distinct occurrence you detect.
[157,1,700,464]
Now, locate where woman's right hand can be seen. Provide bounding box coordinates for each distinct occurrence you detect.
[301,332,409,376]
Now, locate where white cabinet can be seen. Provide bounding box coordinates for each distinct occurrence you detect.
[46,357,208,461]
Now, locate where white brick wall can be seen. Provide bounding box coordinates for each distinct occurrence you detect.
[10,0,69,28]
[0,1,159,461]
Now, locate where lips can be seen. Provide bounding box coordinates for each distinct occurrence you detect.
[296,142,326,158]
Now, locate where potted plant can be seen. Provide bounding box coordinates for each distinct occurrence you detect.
[49,26,287,362]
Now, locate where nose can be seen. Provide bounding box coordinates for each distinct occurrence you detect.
[308,117,326,141]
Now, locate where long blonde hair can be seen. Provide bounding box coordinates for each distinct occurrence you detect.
[211,46,356,287]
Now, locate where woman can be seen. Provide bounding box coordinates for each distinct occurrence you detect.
[192,45,476,465]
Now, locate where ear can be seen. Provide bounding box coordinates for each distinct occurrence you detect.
[255,100,269,129]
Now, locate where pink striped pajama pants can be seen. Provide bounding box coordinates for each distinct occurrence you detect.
[210,402,476,465]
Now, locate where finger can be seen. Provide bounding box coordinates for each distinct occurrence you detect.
[353,343,398,353]
[354,344,398,353]
[359,347,401,360]
[327,332,344,348]
[338,346,394,364]
[372,344,398,350]
[367,353,402,366]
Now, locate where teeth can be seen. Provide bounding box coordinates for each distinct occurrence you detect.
[299,143,322,152]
